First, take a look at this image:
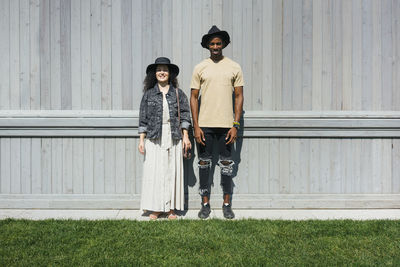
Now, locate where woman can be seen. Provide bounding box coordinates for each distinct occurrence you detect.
[138,57,191,220]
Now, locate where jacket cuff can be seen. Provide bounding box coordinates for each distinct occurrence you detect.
[138,126,147,134]
[181,121,190,130]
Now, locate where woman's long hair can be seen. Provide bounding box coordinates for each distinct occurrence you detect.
[143,67,179,92]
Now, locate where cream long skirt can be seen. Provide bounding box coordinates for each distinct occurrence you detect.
[140,95,184,212]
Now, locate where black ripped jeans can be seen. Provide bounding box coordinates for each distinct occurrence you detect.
[198,127,234,198]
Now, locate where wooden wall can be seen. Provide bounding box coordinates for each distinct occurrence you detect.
[0,0,400,209]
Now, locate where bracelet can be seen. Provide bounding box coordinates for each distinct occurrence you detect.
[233,121,240,129]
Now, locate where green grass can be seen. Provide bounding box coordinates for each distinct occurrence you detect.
[1,219,400,266]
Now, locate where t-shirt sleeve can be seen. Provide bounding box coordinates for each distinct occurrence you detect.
[190,67,201,90]
[233,66,244,87]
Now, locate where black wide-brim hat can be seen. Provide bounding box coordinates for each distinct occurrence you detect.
[201,25,230,49]
[146,57,179,75]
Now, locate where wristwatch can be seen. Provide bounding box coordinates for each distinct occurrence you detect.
[233,121,240,129]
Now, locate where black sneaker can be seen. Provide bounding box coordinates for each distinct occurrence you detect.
[198,203,211,219]
[222,204,235,219]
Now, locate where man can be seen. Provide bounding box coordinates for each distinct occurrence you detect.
[190,25,244,219]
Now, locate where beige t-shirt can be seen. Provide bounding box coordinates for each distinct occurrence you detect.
[190,57,244,128]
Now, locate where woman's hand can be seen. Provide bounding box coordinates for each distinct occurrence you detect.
[138,133,146,155]
[182,135,192,153]
[182,130,192,157]
[138,140,145,154]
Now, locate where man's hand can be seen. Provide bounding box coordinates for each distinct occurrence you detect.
[194,126,206,146]
[225,127,238,144]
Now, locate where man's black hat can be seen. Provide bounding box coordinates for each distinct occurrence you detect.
[201,25,230,49]
[146,57,179,75]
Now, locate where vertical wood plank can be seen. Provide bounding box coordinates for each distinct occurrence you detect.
[352,0,362,110]
[94,138,105,193]
[20,0,31,110]
[60,0,71,109]
[31,138,42,194]
[72,138,84,194]
[299,139,310,193]
[81,0,92,109]
[361,0,373,111]
[292,0,303,110]
[319,139,330,193]
[309,139,320,193]
[321,0,332,110]
[360,139,372,193]
[262,0,273,110]
[21,138,33,194]
[272,0,283,111]
[112,0,122,110]
[392,139,400,193]
[131,0,142,109]
[0,0,10,110]
[71,0,82,110]
[269,138,280,193]
[232,0,243,69]
[279,139,290,193]
[222,0,233,58]
[135,138,144,194]
[312,0,322,110]
[252,0,263,110]
[381,0,392,111]
[91,0,102,109]
[259,138,270,194]
[211,0,222,27]
[242,0,252,110]
[50,0,61,109]
[41,139,52,193]
[191,0,203,84]
[381,139,392,193]
[162,0,172,58]
[302,0,313,111]
[353,139,362,193]
[30,0,41,109]
[371,139,382,193]
[83,138,94,193]
[101,0,112,110]
[393,0,400,110]
[330,138,341,193]
[332,0,343,110]
[201,0,211,59]
[342,139,352,193]
[247,139,259,193]
[115,138,126,194]
[10,139,21,194]
[181,0,192,91]
[372,0,382,111]
[142,0,152,71]
[0,139,11,193]
[62,138,73,194]
[121,0,132,110]
[289,139,301,193]
[125,138,135,194]
[51,138,63,194]
[342,0,352,110]
[104,138,116,193]
[10,0,20,109]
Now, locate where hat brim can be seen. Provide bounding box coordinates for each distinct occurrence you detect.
[201,31,230,49]
[146,63,179,76]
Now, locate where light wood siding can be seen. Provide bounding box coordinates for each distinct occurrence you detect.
[1,0,400,209]
[0,0,399,111]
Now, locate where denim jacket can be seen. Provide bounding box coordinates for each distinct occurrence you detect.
[138,84,191,140]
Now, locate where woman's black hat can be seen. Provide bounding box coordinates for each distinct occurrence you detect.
[146,57,179,75]
[201,25,231,49]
